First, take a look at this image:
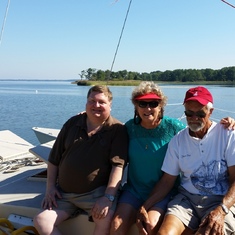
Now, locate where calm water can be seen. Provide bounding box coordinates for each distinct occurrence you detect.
[1,80,235,145]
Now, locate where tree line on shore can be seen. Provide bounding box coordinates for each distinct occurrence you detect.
[79,66,235,82]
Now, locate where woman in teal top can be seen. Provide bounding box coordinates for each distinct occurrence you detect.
[125,116,185,202]
[110,81,185,235]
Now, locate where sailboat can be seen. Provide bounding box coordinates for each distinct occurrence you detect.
[1,0,234,234]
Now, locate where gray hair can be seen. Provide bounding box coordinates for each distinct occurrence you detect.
[183,101,213,110]
[206,102,213,110]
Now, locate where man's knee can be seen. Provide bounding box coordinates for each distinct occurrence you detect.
[33,212,53,235]
[33,209,67,234]
[33,212,46,228]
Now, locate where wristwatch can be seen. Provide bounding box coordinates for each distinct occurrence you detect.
[104,194,115,202]
[220,203,229,214]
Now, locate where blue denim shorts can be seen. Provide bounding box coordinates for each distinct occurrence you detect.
[118,190,172,211]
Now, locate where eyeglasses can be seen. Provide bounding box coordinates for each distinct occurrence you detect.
[138,101,159,108]
[184,110,207,118]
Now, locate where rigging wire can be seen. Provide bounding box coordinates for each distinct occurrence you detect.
[109,0,133,77]
[0,0,11,47]
[221,0,235,8]
[109,0,233,75]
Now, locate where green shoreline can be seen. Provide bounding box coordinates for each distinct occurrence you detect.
[72,80,235,86]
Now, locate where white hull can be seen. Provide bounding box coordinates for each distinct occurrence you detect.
[32,127,59,144]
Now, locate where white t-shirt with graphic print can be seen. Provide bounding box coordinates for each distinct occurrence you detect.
[162,121,235,195]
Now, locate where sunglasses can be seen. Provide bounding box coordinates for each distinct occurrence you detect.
[138,101,159,108]
[184,110,207,118]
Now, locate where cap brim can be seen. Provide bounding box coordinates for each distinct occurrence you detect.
[135,93,161,100]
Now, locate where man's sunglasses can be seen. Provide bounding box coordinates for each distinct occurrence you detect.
[138,101,159,108]
[184,110,207,118]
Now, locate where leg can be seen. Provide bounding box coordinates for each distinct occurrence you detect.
[157,214,194,235]
[147,208,165,235]
[33,209,70,235]
[93,208,115,235]
[146,194,174,235]
[110,203,137,235]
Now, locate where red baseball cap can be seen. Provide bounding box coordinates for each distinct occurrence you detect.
[183,86,213,105]
[135,93,161,100]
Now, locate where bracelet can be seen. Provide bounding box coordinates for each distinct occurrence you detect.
[220,203,229,214]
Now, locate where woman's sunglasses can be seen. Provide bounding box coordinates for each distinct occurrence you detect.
[138,101,159,108]
[184,110,207,118]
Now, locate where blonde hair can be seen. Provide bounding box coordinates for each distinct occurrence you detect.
[131,81,168,122]
[131,81,167,107]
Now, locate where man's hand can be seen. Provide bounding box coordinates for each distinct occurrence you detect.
[196,206,225,235]
[136,206,151,235]
[91,196,111,220]
[42,186,62,210]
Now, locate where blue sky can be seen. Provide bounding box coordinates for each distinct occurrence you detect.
[0,0,234,80]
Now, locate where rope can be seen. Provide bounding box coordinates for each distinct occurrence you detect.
[109,0,133,77]
[0,157,44,173]
[0,0,11,47]
[214,107,235,113]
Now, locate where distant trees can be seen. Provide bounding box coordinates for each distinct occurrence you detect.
[78,66,235,82]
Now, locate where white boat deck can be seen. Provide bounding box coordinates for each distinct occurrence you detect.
[0,130,137,234]
[0,130,34,162]
[0,130,47,231]
[0,130,47,207]
[29,140,55,164]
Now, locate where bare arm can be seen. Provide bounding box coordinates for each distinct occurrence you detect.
[143,173,177,210]
[197,165,235,235]
[221,166,235,211]
[42,162,61,210]
[46,162,58,189]
[105,165,123,196]
[136,173,177,234]
[92,165,123,219]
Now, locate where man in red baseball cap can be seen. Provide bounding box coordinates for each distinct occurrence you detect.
[136,86,235,235]
[183,86,213,105]
[182,86,214,133]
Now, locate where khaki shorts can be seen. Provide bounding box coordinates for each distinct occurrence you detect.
[167,186,235,233]
[56,186,118,221]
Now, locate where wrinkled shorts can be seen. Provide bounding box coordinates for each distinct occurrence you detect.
[167,186,235,233]
[56,185,118,221]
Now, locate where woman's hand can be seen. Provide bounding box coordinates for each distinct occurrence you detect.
[136,206,151,235]
[220,117,235,130]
